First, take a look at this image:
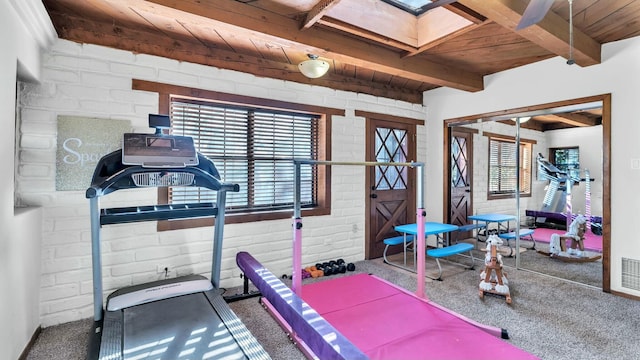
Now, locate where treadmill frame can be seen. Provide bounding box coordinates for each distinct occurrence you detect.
[86,149,269,360]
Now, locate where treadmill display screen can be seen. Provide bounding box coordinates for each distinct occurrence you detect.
[122,133,198,167]
[147,137,175,148]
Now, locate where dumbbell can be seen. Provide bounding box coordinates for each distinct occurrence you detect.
[313,263,325,276]
[330,263,341,274]
[305,266,323,278]
[317,262,333,276]
[346,263,355,272]
[334,259,346,273]
[321,259,346,274]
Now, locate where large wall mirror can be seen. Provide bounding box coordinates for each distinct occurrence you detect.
[444,94,610,291]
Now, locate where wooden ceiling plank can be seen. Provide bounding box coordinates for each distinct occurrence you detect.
[580,1,640,42]
[301,0,343,30]
[579,0,636,28]
[551,0,599,22]
[426,22,526,53]
[145,0,484,92]
[457,0,601,67]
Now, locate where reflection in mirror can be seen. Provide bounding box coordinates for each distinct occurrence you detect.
[447,98,605,289]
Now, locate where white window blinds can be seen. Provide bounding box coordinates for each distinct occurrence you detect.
[489,138,531,195]
[169,97,319,212]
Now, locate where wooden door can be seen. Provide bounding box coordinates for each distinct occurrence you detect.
[366,119,416,259]
[450,129,474,237]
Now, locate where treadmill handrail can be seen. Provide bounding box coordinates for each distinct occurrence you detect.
[86,150,239,198]
[99,202,219,225]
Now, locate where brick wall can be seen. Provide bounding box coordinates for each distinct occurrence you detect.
[16,39,426,326]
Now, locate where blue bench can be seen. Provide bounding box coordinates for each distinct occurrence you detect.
[426,242,475,281]
[382,235,415,271]
[497,228,536,256]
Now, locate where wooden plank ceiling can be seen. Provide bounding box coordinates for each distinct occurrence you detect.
[42,0,640,111]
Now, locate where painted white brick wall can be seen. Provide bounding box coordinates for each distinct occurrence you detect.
[17,39,427,326]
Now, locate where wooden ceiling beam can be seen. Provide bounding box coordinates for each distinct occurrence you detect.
[443,3,487,24]
[301,0,343,30]
[535,113,599,127]
[47,11,424,104]
[145,0,485,92]
[457,0,601,66]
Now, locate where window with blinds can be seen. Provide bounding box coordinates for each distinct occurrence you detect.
[488,137,532,198]
[169,97,319,213]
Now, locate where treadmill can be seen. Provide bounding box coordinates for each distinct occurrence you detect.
[86,115,270,360]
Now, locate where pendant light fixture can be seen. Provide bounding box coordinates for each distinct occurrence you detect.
[298,54,330,79]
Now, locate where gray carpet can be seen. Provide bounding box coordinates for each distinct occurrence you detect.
[26,253,639,360]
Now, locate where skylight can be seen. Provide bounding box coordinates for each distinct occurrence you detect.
[381,0,434,15]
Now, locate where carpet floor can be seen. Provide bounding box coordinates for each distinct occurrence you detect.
[25,251,637,360]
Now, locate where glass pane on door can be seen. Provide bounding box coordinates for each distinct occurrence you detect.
[374,127,408,190]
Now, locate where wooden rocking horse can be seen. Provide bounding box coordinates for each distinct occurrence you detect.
[479,234,511,304]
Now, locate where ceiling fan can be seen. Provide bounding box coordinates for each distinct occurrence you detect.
[516,0,576,65]
[516,0,555,30]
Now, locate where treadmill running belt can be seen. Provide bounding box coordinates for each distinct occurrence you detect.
[120,292,247,359]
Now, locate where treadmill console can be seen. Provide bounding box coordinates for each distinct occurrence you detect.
[122,133,198,168]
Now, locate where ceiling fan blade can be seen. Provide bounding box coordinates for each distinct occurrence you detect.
[516,0,556,30]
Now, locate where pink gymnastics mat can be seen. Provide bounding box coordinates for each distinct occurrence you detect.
[301,274,538,360]
[532,227,602,252]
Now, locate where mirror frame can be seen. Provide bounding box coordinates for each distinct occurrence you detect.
[442,94,611,292]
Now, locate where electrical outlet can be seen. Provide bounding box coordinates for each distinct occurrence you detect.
[631,158,640,170]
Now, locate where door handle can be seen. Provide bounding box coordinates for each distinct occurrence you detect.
[370,193,378,198]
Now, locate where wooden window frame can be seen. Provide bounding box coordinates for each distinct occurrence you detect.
[484,131,535,200]
[132,80,345,230]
